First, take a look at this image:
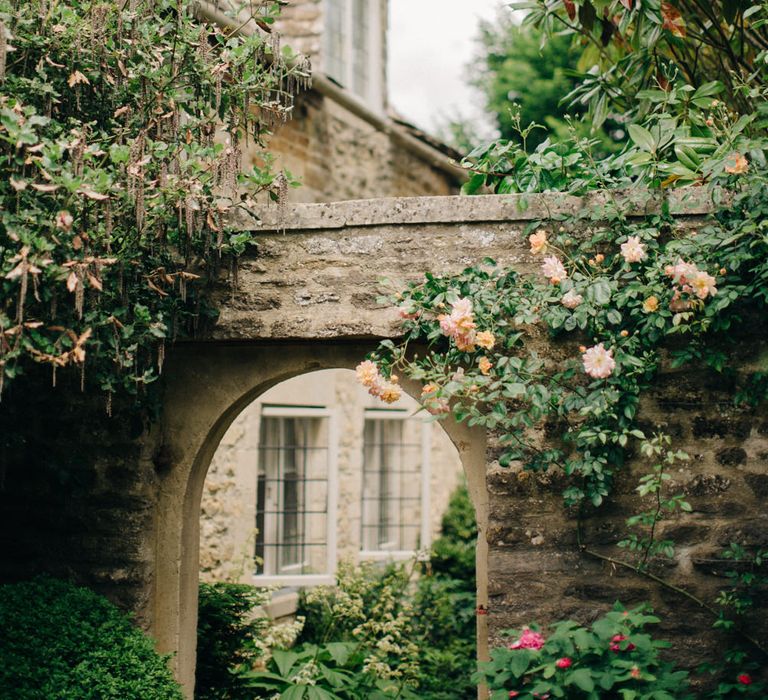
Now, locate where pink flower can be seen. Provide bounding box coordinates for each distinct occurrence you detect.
[426,397,450,416]
[687,269,717,299]
[455,332,477,352]
[508,627,545,650]
[529,230,548,254]
[737,673,752,685]
[620,236,647,263]
[555,657,572,669]
[610,634,636,652]
[665,258,696,284]
[582,343,616,379]
[438,298,476,341]
[541,256,567,284]
[356,360,379,388]
[630,666,641,679]
[56,210,74,231]
[398,304,419,320]
[561,289,583,309]
[508,693,519,698]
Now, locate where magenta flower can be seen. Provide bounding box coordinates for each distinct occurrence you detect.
[737,673,752,685]
[508,627,545,650]
[555,657,573,669]
[610,634,636,652]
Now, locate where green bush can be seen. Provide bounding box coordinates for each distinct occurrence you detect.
[429,482,477,586]
[0,576,182,700]
[196,582,271,700]
[475,605,691,699]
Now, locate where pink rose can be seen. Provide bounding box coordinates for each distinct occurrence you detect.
[582,343,616,379]
[555,657,572,669]
[508,627,545,650]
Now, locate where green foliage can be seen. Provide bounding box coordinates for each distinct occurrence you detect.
[196,582,272,700]
[0,575,182,699]
[0,0,306,402]
[429,482,477,585]
[362,12,768,679]
[270,556,477,700]
[474,17,578,150]
[243,642,416,700]
[511,1,768,127]
[475,604,694,700]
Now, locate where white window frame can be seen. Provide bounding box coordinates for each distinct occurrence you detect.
[359,408,432,562]
[323,0,384,113]
[253,405,338,587]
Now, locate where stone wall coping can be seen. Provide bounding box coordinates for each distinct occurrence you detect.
[232,188,715,233]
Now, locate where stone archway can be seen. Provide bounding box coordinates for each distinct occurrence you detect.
[151,341,488,696]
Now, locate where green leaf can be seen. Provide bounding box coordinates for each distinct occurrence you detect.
[628,124,656,153]
[325,642,354,667]
[281,686,308,700]
[272,650,299,677]
[510,650,532,677]
[569,668,595,692]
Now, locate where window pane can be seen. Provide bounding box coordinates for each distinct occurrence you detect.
[351,0,369,97]
[256,415,328,576]
[362,416,422,552]
[325,0,346,84]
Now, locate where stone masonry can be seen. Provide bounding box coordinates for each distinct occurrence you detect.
[0,192,765,697]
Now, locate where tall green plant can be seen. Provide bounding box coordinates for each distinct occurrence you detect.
[0,0,306,404]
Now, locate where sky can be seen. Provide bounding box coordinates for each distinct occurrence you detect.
[388,0,505,138]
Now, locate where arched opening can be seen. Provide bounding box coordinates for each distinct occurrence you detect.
[199,367,464,584]
[151,342,488,698]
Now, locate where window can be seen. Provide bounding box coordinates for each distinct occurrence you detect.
[360,409,432,559]
[324,0,383,110]
[254,406,337,585]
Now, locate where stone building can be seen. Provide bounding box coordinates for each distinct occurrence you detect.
[199,370,464,590]
[198,0,466,598]
[203,0,466,202]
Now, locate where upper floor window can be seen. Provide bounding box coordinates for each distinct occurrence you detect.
[324,0,383,111]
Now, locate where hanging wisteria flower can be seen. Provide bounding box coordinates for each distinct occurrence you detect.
[620,236,647,263]
[582,343,616,379]
[561,289,583,309]
[541,256,567,284]
[529,230,548,254]
[508,627,545,650]
[476,330,495,350]
[642,296,659,313]
[356,360,379,387]
[688,269,717,299]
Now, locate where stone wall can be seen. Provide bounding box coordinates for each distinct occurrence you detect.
[255,93,460,204]
[0,192,764,696]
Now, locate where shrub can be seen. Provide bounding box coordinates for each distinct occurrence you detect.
[429,482,477,586]
[474,604,693,699]
[0,576,182,700]
[196,582,271,700]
